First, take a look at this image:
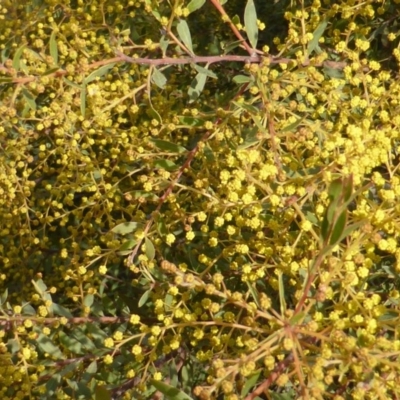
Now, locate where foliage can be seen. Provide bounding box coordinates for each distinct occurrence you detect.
[1,0,400,399]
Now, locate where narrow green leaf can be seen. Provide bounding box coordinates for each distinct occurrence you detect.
[223,39,246,54]
[246,283,260,308]
[232,74,253,84]
[21,88,36,111]
[188,72,207,103]
[42,67,60,76]
[241,370,262,397]
[178,116,203,126]
[63,77,82,89]
[87,360,97,374]
[320,214,330,243]
[112,222,140,235]
[0,288,8,306]
[46,374,61,397]
[278,273,286,315]
[160,35,169,55]
[80,86,86,117]
[328,178,344,201]
[150,379,194,400]
[59,331,84,355]
[187,0,205,13]
[176,20,194,54]
[282,116,306,132]
[84,63,116,84]
[244,0,258,49]
[152,68,167,89]
[84,294,94,308]
[52,303,73,318]
[156,217,168,238]
[95,386,112,400]
[119,239,137,252]
[289,312,306,326]
[49,31,58,65]
[37,333,65,359]
[138,289,151,308]
[326,198,340,225]
[153,159,178,171]
[69,328,97,351]
[192,64,217,79]
[145,237,155,260]
[32,279,47,295]
[342,175,353,202]
[12,45,26,71]
[337,221,365,244]
[307,19,329,56]
[151,139,187,154]
[329,210,347,246]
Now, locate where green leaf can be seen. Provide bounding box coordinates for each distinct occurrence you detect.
[188,72,207,103]
[223,39,246,54]
[342,175,353,203]
[244,0,258,49]
[153,159,178,171]
[329,210,347,246]
[278,273,286,315]
[152,68,167,89]
[59,331,84,355]
[337,221,365,244]
[178,116,203,126]
[151,139,187,154]
[241,370,262,397]
[37,333,65,359]
[32,279,47,295]
[21,88,36,111]
[307,19,329,56]
[176,20,193,54]
[80,86,86,117]
[160,35,169,55]
[87,360,97,374]
[328,178,344,201]
[84,294,94,308]
[95,386,112,400]
[192,64,217,79]
[63,77,82,89]
[246,282,261,308]
[46,374,61,397]
[232,74,253,84]
[12,45,26,71]
[0,288,8,306]
[112,222,140,235]
[69,328,97,352]
[150,379,194,400]
[49,31,58,65]
[138,289,151,308]
[282,116,306,132]
[187,0,205,13]
[84,63,116,84]
[145,237,155,260]
[52,303,73,318]
[119,239,137,254]
[271,393,294,400]
[42,67,60,76]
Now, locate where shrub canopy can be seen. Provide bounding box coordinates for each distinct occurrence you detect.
[1,0,400,399]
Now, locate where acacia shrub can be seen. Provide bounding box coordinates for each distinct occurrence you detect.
[1,0,400,399]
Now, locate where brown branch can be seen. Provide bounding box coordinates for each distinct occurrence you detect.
[0,51,352,85]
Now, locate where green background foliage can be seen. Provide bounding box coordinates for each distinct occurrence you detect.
[1,0,400,399]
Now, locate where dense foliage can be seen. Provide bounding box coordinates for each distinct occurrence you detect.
[1,0,400,399]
